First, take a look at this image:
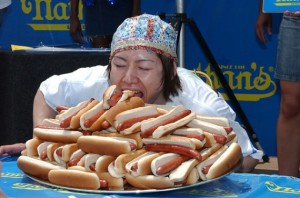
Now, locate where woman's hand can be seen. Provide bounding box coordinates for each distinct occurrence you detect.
[284,11,300,17]
[255,12,272,43]
[0,143,25,156]
[69,16,83,44]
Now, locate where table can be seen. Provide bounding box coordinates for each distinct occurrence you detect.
[0,49,110,146]
[1,156,299,198]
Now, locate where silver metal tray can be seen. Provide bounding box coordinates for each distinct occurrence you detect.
[25,158,242,194]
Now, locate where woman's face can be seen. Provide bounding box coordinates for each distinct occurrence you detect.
[110,49,165,104]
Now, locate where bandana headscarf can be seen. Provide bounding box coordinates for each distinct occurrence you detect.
[110,14,177,61]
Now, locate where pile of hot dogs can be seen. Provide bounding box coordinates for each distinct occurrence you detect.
[17,85,242,191]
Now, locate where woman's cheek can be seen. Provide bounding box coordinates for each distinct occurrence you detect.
[109,70,121,85]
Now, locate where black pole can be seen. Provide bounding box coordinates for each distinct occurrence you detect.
[187,17,269,163]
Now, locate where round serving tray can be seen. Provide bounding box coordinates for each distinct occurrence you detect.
[25,158,242,194]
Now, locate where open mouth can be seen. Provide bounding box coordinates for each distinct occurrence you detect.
[122,89,144,98]
[133,91,143,98]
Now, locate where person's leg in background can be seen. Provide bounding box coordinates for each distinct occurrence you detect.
[276,80,300,177]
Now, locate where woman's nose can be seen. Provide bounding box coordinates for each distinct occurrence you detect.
[122,68,138,84]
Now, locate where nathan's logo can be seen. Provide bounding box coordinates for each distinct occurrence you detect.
[198,62,277,102]
[265,181,300,194]
[21,0,83,31]
[275,0,300,6]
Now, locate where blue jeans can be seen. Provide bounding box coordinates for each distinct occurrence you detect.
[275,15,300,82]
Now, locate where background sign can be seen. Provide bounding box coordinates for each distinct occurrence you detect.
[263,0,300,13]
[0,0,283,156]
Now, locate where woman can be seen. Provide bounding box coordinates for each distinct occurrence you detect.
[256,0,300,177]
[3,14,262,172]
[70,0,140,48]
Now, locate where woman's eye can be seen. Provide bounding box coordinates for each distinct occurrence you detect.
[138,66,150,71]
[115,64,126,68]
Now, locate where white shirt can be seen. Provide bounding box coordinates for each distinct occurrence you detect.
[40,65,263,159]
[0,0,11,9]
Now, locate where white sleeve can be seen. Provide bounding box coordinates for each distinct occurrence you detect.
[39,65,110,110]
[168,68,263,160]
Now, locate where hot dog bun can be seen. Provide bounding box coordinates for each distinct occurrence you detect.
[153,114,196,138]
[57,99,99,129]
[95,155,116,173]
[168,158,199,184]
[37,141,53,160]
[143,135,196,150]
[185,167,200,185]
[205,143,242,180]
[151,153,183,177]
[79,101,107,131]
[84,153,101,172]
[225,131,238,146]
[25,137,44,157]
[173,128,206,149]
[114,106,160,135]
[61,143,79,162]
[53,145,66,166]
[92,132,143,149]
[97,172,125,190]
[103,85,119,109]
[47,142,64,162]
[48,169,100,190]
[17,156,64,180]
[187,119,228,137]
[77,136,136,156]
[195,114,230,127]
[33,127,83,143]
[67,165,86,172]
[104,96,145,126]
[143,135,202,160]
[108,149,146,178]
[140,105,195,138]
[125,173,174,189]
[67,149,86,167]
[196,145,228,181]
[42,118,60,127]
[53,143,78,166]
[125,151,161,176]
[200,143,223,161]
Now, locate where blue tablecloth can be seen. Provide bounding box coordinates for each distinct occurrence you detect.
[1,156,299,198]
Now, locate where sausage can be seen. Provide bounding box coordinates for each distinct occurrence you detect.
[213,134,227,144]
[141,109,191,138]
[60,98,95,128]
[156,155,190,175]
[40,150,47,160]
[201,164,213,174]
[67,156,83,167]
[99,180,109,189]
[108,93,122,107]
[145,144,202,161]
[79,130,92,136]
[130,162,138,171]
[56,105,69,112]
[179,134,205,141]
[129,142,137,151]
[224,127,233,134]
[56,147,63,157]
[60,116,73,128]
[84,109,106,128]
[101,121,111,129]
[116,114,160,132]
[89,163,96,172]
